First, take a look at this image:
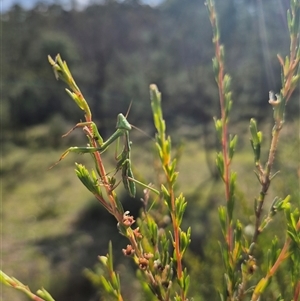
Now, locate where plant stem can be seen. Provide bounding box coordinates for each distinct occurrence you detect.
[207,0,232,251]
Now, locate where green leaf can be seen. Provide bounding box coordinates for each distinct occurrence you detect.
[212,57,220,82]
[216,152,224,180]
[37,288,55,301]
[249,118,259,144]
[229,134,238,160]
[253,277,271,298]
[227,172,236,220]
[214,117,223,142]
[223,74,231,94]
[75,163,102,196]
[218,206,227,237]
[175,194,187,225]
[249,118,262,163]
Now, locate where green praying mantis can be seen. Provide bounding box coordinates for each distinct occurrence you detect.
[52,113,131,159]
[50,111,159,198]
[50,112,140,197]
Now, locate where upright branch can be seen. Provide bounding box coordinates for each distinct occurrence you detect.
[246,2,300,300]
[249,0,300,246]
[206,1,241,300]
[206,0,236,250]
[150,84,191,301]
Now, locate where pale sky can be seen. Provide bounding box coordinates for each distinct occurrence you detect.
[1,0,162,12]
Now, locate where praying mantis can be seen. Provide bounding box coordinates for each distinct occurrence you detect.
[52,113,131,160]
[50,113,137,197]
[50,110,160,198]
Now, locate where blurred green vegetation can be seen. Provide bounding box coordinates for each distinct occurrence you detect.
[1,0,299,300]
[2,0,299,139]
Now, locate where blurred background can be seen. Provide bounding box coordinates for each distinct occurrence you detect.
[1,0,299,300]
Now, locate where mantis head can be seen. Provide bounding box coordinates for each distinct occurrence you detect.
[116,113,132,131]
